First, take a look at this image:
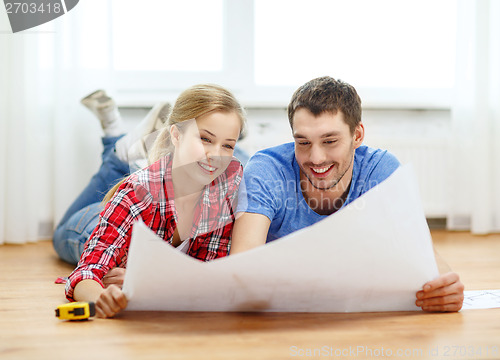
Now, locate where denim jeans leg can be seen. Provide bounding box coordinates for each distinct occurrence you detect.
[56,135,129,228]
[53,202,103,265]
[53,135,129,263]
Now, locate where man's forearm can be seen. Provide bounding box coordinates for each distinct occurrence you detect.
[230,212,271,254]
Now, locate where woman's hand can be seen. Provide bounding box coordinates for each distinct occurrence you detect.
[415,272,464,312]
[102,267,126,289]
[95,284,128,318]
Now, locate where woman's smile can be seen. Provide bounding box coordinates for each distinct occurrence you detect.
[197,161,218,174]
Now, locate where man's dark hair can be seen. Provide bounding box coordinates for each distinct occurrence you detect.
[287,76,362,134]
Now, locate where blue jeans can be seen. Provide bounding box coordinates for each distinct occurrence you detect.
[53,135,129,265]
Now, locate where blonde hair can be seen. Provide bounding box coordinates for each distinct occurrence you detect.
[148,84,246,163]
[103,84,246,204]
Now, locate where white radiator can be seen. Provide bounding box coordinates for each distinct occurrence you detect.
[369,138,449,218]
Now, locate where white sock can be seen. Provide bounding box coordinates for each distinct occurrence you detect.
[114,103,168,167]
[99,108,125,137]
[114,133,134,163]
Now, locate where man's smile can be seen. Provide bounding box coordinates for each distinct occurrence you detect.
[310,164,335,177]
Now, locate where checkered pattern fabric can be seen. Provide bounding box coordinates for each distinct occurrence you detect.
[66,154,242,301]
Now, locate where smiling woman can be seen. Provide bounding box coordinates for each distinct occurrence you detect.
[169,112,240,192]
[54,84,247,318]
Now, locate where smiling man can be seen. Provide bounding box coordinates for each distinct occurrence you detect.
[231,76,464,312]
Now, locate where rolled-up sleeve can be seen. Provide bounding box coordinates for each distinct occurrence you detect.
[65,180,152,301]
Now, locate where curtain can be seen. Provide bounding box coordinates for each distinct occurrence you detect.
[448,0,500,234]
[0,0,114,244]
[0,16,50,244]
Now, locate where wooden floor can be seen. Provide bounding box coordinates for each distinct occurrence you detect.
[1,231,499,360]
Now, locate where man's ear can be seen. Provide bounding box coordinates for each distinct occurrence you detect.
[353,122,365,148]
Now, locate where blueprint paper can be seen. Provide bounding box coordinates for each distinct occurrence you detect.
[462,290,500,310]
[122,164,439,312]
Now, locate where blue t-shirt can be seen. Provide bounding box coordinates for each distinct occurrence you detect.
[236,142,400,242]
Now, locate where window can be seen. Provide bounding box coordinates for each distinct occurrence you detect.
[254,0,456,89]
[111,0,223,72]
[108,0,457,108]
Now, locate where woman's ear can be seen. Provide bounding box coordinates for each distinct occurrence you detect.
[170,125,180,148]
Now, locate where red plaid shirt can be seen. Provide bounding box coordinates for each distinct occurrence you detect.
[66,154,242,301]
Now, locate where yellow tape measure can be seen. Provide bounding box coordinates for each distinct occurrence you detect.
[55,302,96,320]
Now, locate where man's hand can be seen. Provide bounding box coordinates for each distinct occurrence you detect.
[416,272,464,312]
[95,284,128,318]
[102,267,126,289]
